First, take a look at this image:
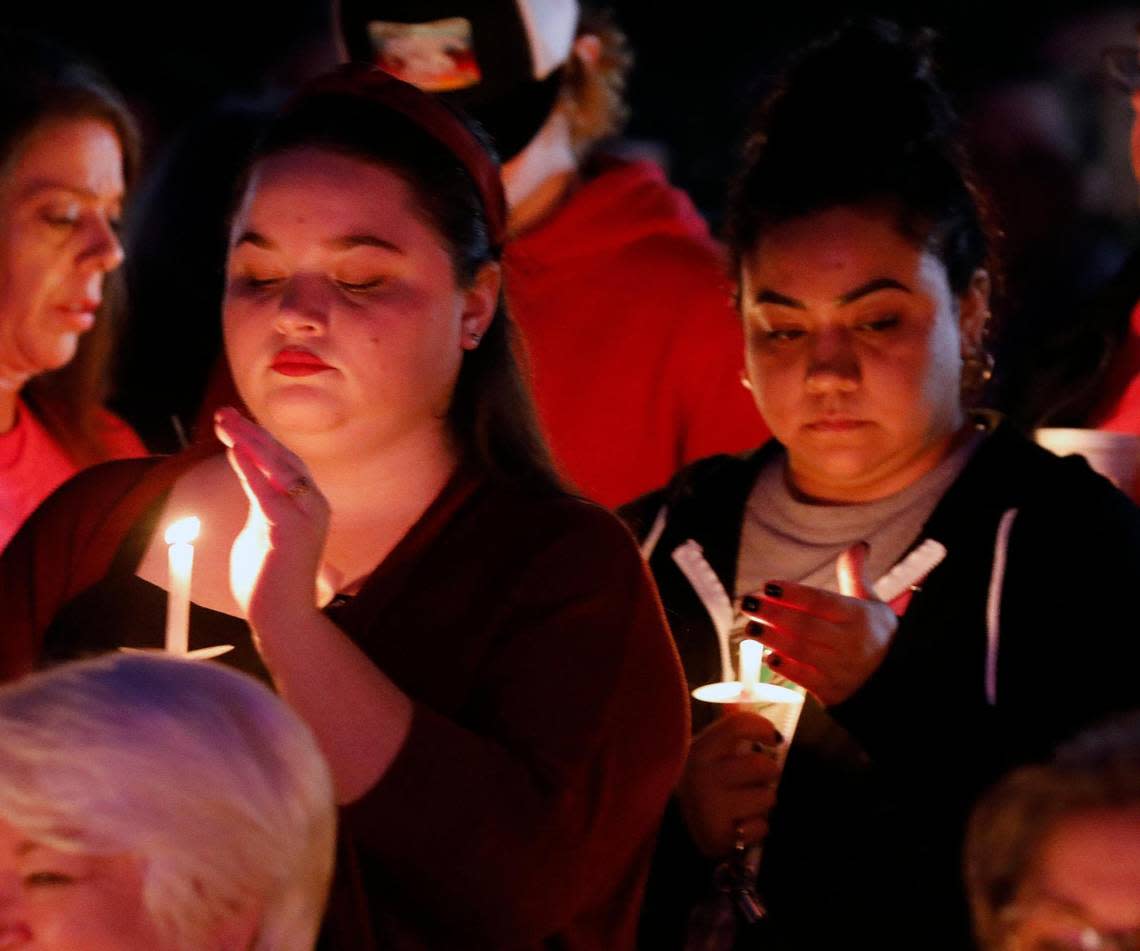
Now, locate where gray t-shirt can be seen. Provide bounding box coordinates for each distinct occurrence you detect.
[735,432,983,612]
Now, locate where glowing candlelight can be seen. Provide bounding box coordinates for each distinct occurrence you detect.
[164,516,200,655]
[739,638,763,700]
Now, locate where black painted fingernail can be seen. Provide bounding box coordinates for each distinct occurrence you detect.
[764,583,783,598]
[746,620,763,636]
[741,595,760,613]
[768,653,783,668]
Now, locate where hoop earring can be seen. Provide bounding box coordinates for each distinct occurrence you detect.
[961,348,994,404]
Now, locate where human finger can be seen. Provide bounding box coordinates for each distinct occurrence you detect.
[744,614,842,672]
[741,581,853,623]
[715,751,782,789]
[836,541,873,600]
[680,780,775,855]
[226,443,288,522]
[690,711,785,764]
[732,815,771,852]
[214,407,311,493]
[762,649,828,699]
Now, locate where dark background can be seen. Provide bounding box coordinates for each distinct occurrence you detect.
[2,1,1135,215]
[2,0,1138,442]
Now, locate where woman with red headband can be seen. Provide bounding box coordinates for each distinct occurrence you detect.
[0,67,688,950]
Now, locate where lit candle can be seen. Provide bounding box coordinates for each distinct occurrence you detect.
[164,516,200,655]
[739,638,763,700]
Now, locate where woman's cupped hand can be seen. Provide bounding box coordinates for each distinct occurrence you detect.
[741,542,898,706]
[213,406,340,628]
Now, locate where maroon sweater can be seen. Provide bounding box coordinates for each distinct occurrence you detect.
[0,452,690,949]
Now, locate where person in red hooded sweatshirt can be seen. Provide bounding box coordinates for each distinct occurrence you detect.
[337,0,767,507]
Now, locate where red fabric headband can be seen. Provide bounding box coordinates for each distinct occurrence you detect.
[294,64,509,253]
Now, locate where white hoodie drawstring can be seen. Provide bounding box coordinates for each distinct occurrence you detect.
[985,508,1019,707]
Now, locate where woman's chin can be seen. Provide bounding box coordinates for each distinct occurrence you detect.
[255,394,347,439]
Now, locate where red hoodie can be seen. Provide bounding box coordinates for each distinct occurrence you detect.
[1089,299,1140,434]
[504,156,768,507]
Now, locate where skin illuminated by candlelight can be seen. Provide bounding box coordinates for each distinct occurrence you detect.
[0,118,125,434]
[0,819,172,951]
[739,204,988,506]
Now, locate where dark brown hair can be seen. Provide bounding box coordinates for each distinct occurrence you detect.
[242,69,564,490]
[0,30,141,465]
[726,19,996,299]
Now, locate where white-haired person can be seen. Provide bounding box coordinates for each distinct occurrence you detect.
[0,652,335,951]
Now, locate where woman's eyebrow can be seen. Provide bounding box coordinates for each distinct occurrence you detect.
[231,232,405,254]
[837,277,912,304]
[753,277,912,309]
[327,234,403,254]
[233,230,273,250]
[19,180,119,203]
[754,288,805,308]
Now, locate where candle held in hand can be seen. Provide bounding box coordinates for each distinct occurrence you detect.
[164,516,200,655]
[739,638,763,700]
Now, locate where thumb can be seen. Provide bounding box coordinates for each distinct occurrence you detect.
[836,541,874,600]
[316,562,344,609]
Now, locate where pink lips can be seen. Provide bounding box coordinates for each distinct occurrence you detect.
[805,418,868,432]
[57,299,100,331]
[271,348,333,377]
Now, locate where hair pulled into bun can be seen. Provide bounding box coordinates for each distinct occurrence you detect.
[726,17,995,298]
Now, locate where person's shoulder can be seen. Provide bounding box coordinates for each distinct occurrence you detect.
[37,450,210,533]
[485,481,638,547]
[619,448,768,538]
[93,408,149,459]
[8,455,171,561]
[50,454,167,503]
[578,156,727,274]
[971,422,1135,507]
[957,422,1140,549]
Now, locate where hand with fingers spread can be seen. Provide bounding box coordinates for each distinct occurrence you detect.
[213,405,332,628]
[740,541,898,706]
[678,710,783,859]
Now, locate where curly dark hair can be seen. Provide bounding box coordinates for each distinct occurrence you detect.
[725,18,997,300]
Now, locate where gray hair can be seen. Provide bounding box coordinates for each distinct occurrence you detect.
[0,653,336,950]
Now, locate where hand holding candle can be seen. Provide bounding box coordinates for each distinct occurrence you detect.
[680,638,794,863]
[692,638,806,769]
[164,516,200,655]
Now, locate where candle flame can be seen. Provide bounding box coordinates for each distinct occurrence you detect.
[164,516,201,546]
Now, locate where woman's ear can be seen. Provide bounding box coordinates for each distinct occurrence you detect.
[459,261,501,350]
[572,33,602,71]
[958,268,991,356]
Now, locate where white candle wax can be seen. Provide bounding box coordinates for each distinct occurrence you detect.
[739,638,763,699]
[164,517,200,655]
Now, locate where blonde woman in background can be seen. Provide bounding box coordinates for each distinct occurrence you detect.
[0,652,335,950]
